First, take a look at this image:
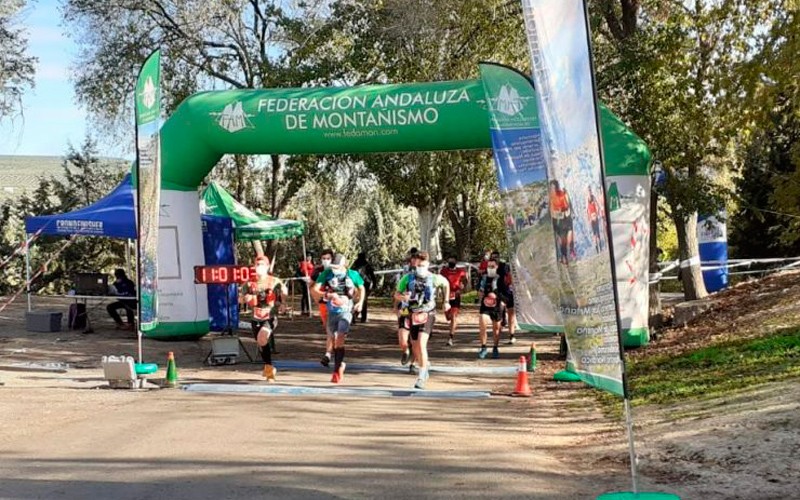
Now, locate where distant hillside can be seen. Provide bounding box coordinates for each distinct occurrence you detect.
[0,155,126,201]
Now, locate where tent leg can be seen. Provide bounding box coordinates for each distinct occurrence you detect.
[25,232,31,312]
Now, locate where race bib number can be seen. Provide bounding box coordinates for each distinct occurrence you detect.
[483,294,497,308]
[411,311,429,326]
[254,307,271,321]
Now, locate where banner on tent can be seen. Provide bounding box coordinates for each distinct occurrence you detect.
[135,49,162,331]
[479,62,563,333]
[522,0,624,396]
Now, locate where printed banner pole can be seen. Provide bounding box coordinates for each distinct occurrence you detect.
[478,62,562,334]
[134,49,163,362]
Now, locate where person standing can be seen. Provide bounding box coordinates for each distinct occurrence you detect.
[312,254,365,383]
[107,269,137,331]
[351,252,377,324]
[439,256,468,346]
[243,256,284,381]
[298,253,315,316]
[394,252,438,389]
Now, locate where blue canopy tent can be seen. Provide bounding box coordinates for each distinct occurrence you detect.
[23,174,237,331]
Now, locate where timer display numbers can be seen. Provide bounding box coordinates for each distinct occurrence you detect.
[194,265,256,284]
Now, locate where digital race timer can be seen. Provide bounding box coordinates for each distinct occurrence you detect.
[193,265,256,284]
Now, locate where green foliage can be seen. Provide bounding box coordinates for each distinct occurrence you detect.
[355,187,420,270]
[0,138,127,295]
[0,0,36,120]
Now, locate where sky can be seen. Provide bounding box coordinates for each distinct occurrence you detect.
[0,0,124,158]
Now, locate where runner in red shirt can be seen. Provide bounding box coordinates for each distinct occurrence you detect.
[298,253,315,316]
[439,255,468,346]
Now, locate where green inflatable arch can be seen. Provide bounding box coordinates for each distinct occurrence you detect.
[150,77,650,340]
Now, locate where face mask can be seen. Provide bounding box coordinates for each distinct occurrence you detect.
[333,267,346,278]
[484,253,490,259]
[487,268,497,277]
[321,259,331,269]
[416,266,430,278]
[256,264,268,277]
[448,262,456,269]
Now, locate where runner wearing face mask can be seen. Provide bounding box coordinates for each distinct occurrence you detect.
[477,258,503,359]
[439,255,468,346]
[313,248,334,367]
[243,255,284,381]
[394,252,438,389]
[312,254,365,383]
[396,250,421,368]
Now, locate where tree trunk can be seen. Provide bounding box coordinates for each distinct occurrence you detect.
[269,154,281,218]
[674,211,708,301]
[418,201,446,261]
[648,183,662,329]
[233,154,247,201]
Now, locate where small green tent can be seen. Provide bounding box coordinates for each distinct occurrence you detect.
[200,181,305,241]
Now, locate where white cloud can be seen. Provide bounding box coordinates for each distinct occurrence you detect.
[36,62,70,81]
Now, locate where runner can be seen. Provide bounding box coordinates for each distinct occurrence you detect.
[439,255,468,346]
[587,187,604,253]
[491,250,518,345]
[396,249,421,368]
[314,248,334,367]
[394,251,438,389]
[477,258,503,359]
[243,255,284,381]
[549,180,576,264]
[297,252,315,316]
[312,253,365,383]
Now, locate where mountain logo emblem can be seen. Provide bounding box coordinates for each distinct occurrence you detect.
[496,84,524,116]
[142,77,157,109]
[212,102,254,133]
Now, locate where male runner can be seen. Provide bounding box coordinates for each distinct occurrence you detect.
[439,255,468,346]
[312,254,365,383]
[243,255,284,381]
[314,248,334,367]
[396,250,421,366]
[394,252,438,389]
[491,250,518,345]
[477,258,504,359]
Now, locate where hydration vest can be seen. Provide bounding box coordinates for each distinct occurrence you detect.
[324,271,356,313]
[405,273,435,312]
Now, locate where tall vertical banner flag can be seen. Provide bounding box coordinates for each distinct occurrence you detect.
[479,63,563,333]
[134,49,162,331]
[521,0,624,396]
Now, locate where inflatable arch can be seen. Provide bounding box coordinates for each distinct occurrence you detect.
[151,78,650,339]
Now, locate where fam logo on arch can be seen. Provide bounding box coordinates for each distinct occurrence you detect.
[211,101,255,133]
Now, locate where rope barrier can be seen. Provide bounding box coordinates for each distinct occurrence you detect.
[0,229,43,272]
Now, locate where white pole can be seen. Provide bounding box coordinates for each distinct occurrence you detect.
[24,232,31,312]
[624,397,639,493]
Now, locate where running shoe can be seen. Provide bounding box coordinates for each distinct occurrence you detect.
[320,354,330,368]
[492,346,500,359]
[506,336,517,345]
[478,347,489,359]
[446,337,454,347]
[414,368,429,389]
[263,364,277,382]
[337,362,346,382]
[330,371,340,383]
[401,349,410,366]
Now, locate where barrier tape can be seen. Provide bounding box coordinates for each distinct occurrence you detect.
[0,229,43,272]
[0,236,77,314]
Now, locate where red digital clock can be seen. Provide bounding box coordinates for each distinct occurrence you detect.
[193,265,256,284]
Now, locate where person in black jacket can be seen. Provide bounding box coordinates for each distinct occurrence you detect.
[107,269,137,330]
[351,252,377,323]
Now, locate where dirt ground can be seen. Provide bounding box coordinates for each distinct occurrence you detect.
[0,294,797,499]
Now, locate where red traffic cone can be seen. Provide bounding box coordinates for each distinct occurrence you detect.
[512,355,532,397]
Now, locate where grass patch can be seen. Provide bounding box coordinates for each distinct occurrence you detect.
[596,326,800,415]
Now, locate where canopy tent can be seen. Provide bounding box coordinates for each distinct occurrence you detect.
[25,173,137,239]
[200,181,305,241]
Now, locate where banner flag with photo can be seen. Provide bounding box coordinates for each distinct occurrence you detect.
[521,0,624,396]
[479,62,563,333]
[134,49,162,331]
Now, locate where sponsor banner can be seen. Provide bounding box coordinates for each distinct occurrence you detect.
[522,0,624,396]
[135,49,162,331]
[606,176,650,345]
[698,210,728,292]
[479,62,563,333]
[55,219,105,235]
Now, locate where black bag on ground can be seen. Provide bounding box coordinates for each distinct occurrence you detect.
[68,303,87,330]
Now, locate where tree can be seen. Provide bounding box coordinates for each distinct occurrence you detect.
[327,0,527,258]
[63,0,335,219]
[592,0,782,300]
[0,0,36,120]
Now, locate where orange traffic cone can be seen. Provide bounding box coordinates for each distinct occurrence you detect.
[512,355,532,397]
